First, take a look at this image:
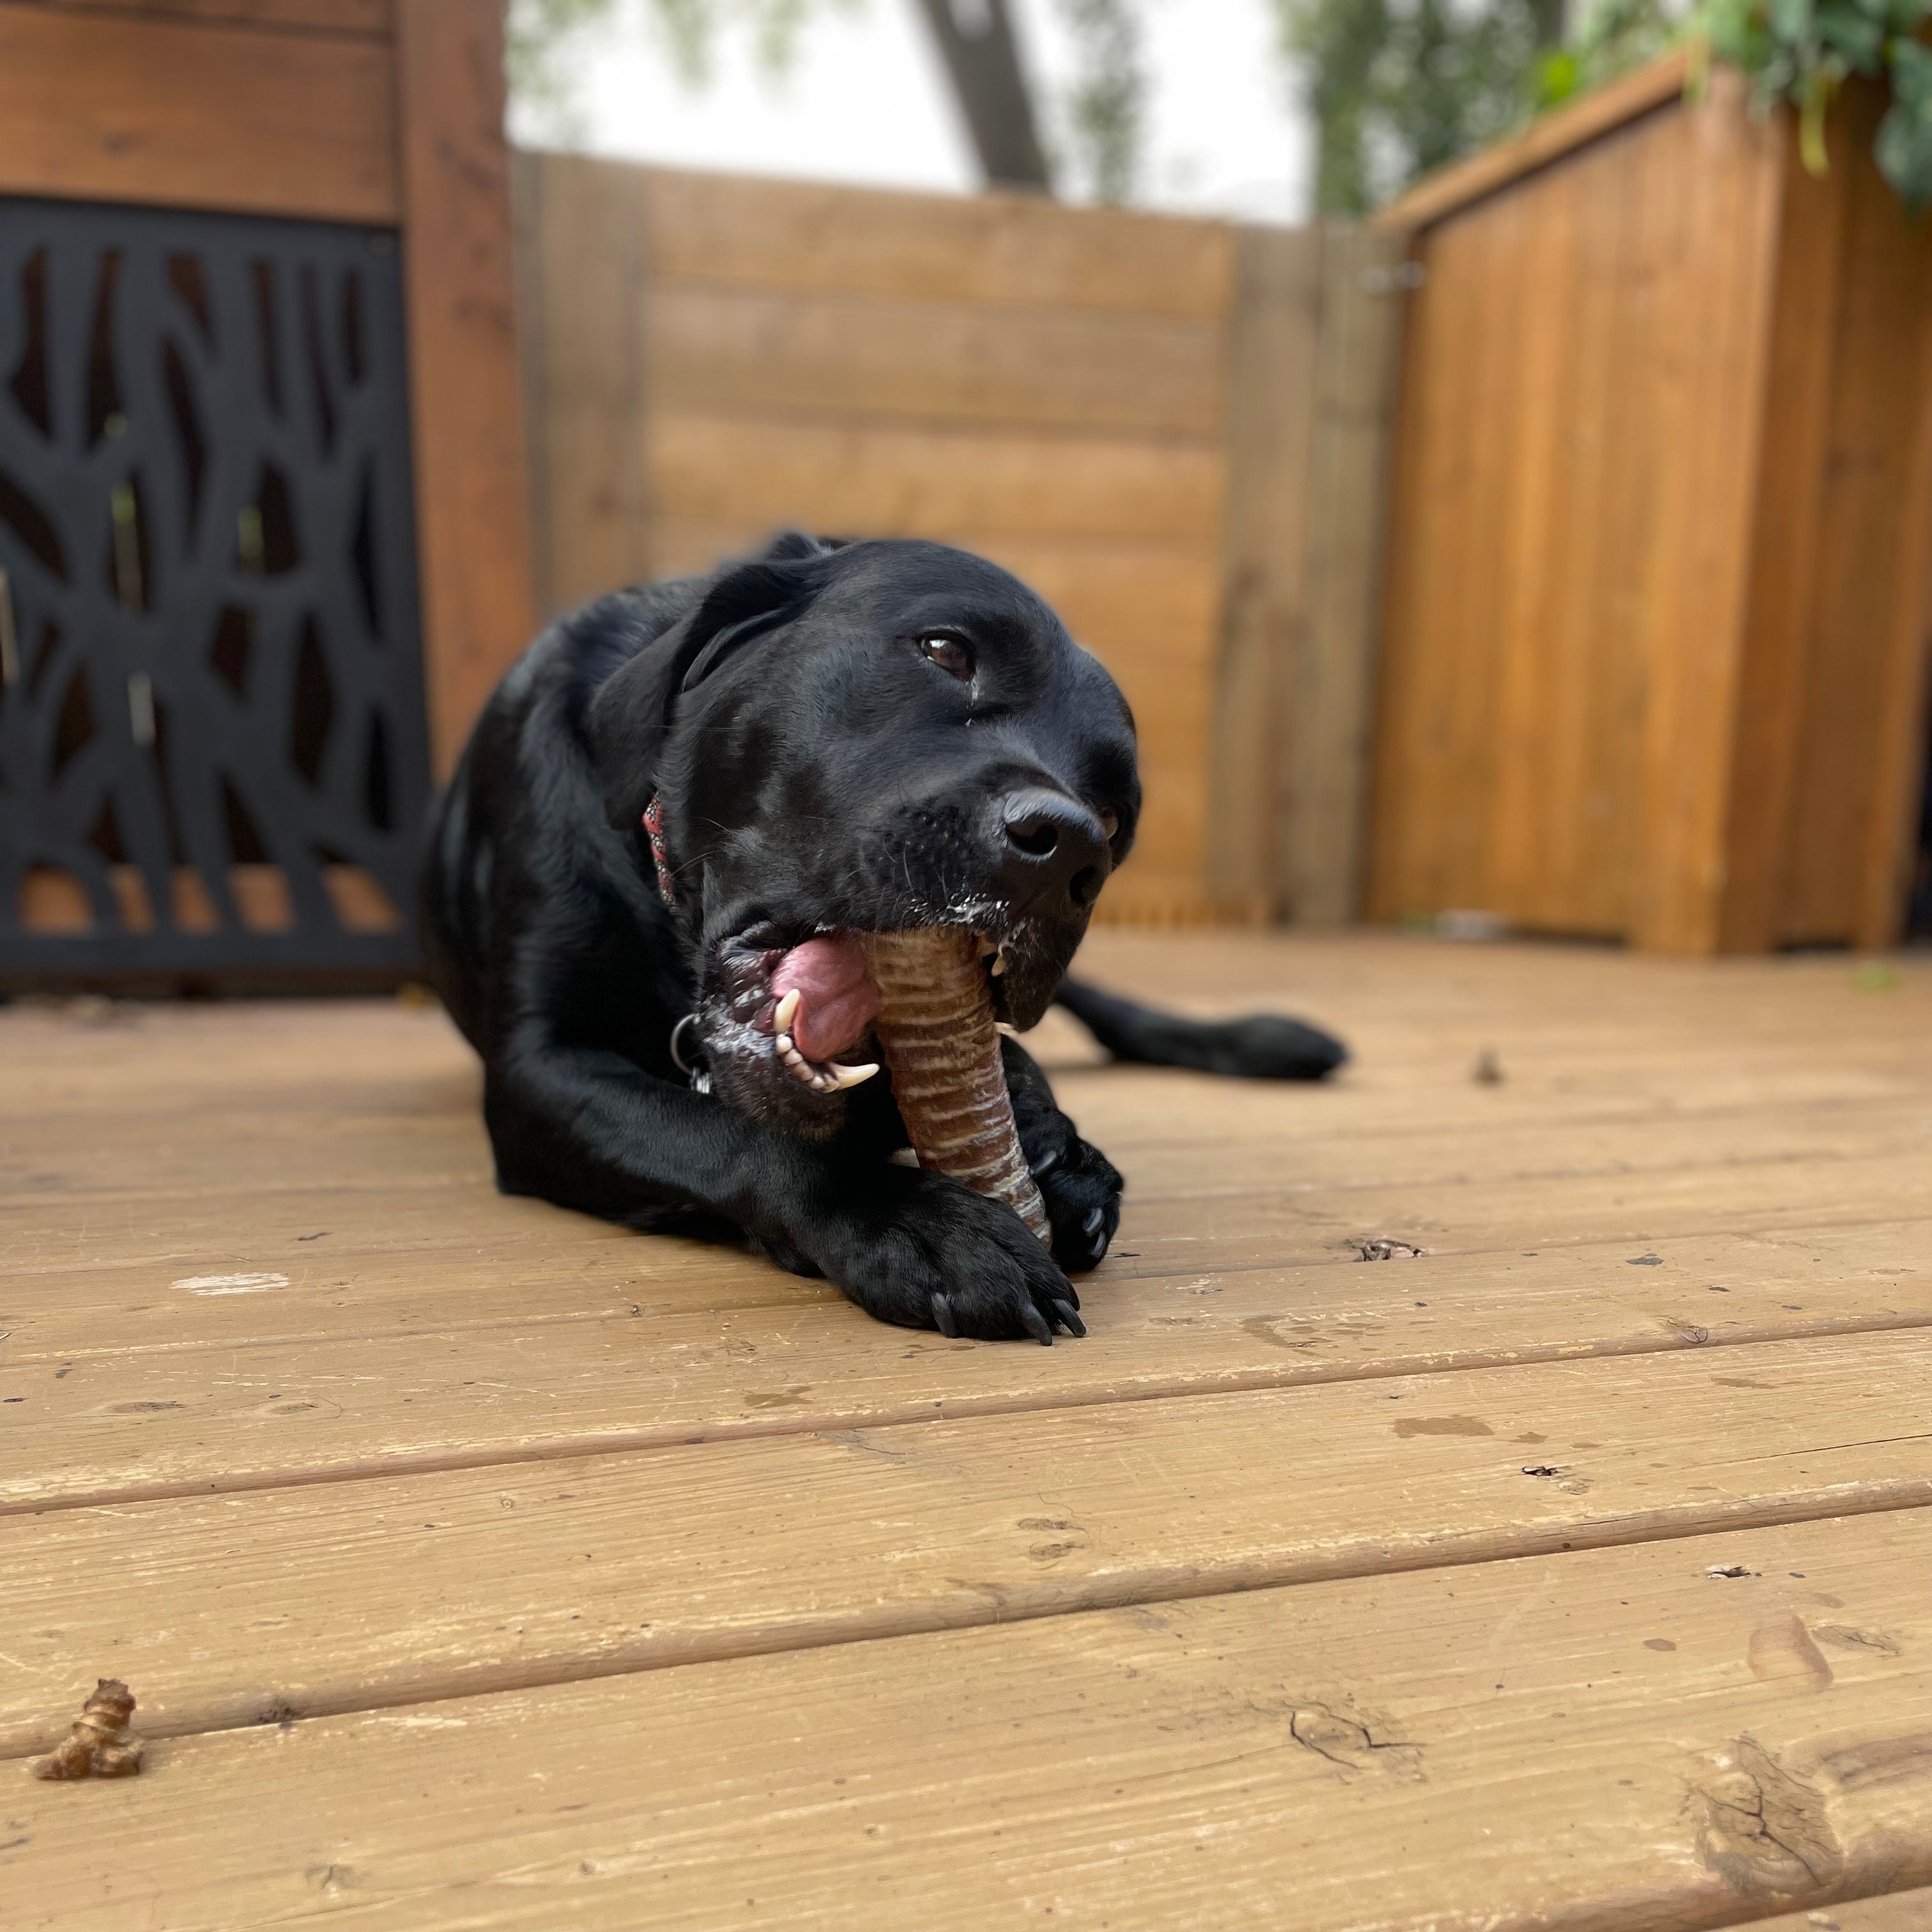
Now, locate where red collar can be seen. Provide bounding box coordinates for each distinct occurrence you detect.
[641,795,678,907]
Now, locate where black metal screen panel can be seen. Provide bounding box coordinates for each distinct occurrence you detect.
[0,197,429,977]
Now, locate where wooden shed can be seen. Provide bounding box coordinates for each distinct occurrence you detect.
[0,0,532,984]
[1370,54,1932,954]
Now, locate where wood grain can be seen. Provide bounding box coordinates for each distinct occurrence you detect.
[647,283,1225,438]
[1285,223,1404,926]
[1372,62,1932,953]
[1718,109,1849,951]
[638,163,1236,318]
[1208,225,1321,915]
[5,1512,1929,1931]
[3,937,1929,1926]
[1772,83,1932,950]
[513,149,656,617]
[6,1330,1932,1744]
[0,4,397,219]
[24,0,390,33]
[395,0,537,772]
[8,1199,1929,1505]
[647,409,1222,549]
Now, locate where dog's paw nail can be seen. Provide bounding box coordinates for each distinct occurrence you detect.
[931,1292,960,1338]
[1082,1206,1106,1237]
[1020,1301,1054,1346]
[1053,1298,1086,1337]
[1030,1145,1064,1179]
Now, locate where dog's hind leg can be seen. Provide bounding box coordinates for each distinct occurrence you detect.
[1052,977,1347,1081]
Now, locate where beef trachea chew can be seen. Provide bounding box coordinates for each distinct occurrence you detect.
[861,928,1051,1245]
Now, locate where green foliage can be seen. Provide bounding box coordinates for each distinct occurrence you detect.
[1532,0,1680,110]
[1054,0,1147,203]
[1694,0,1932,204]
[1271,0,1568,215]
[507,0,861,141]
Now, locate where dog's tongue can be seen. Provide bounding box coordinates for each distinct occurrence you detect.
[770,935,882,1061]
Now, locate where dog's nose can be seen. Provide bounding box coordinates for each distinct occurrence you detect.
[995,790,1111,914]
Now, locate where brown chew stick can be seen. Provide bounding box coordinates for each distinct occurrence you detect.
[862,928,1052,1244]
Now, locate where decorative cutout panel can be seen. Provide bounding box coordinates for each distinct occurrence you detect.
[0,198,429,977]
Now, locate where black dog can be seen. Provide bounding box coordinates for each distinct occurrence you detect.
[420,535,1345,1342]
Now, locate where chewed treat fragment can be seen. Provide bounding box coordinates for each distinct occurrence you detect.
[31,1678,143,1780]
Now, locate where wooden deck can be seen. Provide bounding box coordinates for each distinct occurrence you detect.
[4,930,1930,1930]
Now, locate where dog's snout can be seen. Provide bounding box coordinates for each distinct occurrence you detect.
[997,790,1111,912]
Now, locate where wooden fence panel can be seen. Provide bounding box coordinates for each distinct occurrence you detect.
[515,155,1400,927]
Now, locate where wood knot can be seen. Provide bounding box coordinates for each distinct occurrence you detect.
[31,1678,144,1780]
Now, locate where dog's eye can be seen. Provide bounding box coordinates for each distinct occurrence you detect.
[917,632,974,680]
[1098,806,1121,840]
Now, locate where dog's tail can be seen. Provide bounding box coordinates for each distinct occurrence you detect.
[1052,977,1347,1081]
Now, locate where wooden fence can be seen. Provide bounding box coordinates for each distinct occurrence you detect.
[512,157,1402,926]
[1370,55,1932,954]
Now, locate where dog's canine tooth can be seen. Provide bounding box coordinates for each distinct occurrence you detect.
[772,988,801,1034]
[990,953,1008,976]
[827,1060,880,1089]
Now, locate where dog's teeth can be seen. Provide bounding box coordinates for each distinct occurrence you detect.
[772,988,801,1033]
[990,954,1008,976]
[827,1060,880,1089]
[775,1032,794,1054]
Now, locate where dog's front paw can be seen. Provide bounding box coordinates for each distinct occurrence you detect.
[1019,1114,1123,1275]
[808,1166,1085,1342]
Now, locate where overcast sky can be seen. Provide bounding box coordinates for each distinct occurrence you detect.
[516,0,1314,225]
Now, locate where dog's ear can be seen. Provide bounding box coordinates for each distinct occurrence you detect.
[586,536,836,827]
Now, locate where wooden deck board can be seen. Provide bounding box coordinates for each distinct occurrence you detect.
[6,1512,1930,1931]
[4,1330,1931,1752]
[7,1232,1930,1511]
[1,932,1928,1928]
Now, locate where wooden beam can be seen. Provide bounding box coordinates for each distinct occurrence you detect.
[0,3,397,220]
[395,0,536,773]
[20,0,392,34]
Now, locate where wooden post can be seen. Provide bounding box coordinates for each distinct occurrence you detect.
[395,0,536,773]
[1284,224,1404,926]
[513,152,656,618]
[1209,226,1321,919]
[1208,222,1402,925]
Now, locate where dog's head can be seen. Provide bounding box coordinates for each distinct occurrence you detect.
[588,535,1139,1134]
